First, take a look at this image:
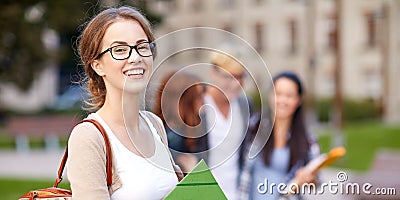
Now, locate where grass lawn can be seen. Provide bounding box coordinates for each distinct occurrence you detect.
[317,120,400,171]
[0,133,68,149]
[0,120,399,198]
[0,178,70,200]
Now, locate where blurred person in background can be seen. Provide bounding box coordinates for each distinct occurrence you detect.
[238,71,320,200]
[153,71,208,173]
[202,49,254,199]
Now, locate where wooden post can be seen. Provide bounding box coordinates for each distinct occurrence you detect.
[333,0,343,147]
[305,0,317,123]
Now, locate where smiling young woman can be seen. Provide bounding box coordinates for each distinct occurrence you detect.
[238,71,320,200]
[66,6,182,200]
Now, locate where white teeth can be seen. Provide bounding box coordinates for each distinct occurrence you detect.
[125,69,144,76]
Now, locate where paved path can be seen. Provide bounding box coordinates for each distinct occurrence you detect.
[0,149,398,200]
[353,149,400,200]
[305,149,400,200]
[0,150,65,179]
[303,168,357,200]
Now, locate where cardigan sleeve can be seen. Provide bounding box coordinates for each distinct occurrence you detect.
[66,122,111,200]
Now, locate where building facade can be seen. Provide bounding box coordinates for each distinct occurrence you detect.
[148,0,400,122]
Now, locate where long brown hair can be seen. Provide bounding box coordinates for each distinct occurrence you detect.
[78,6,155,111]
[153,72,204,151]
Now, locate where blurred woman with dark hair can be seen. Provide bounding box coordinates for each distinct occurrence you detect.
[239,71,319,200]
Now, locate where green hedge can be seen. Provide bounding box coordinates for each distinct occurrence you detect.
[316,121,400,171]
[316,98,381,122]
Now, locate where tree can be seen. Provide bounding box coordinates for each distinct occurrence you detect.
[0,1,47,90]
[0,0,161,91]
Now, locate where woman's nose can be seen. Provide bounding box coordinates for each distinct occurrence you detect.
[128,50,141,63]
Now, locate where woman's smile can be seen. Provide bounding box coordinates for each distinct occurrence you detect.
[123,67,146,80]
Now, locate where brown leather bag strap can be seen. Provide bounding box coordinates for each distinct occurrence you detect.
[54,119,113,187]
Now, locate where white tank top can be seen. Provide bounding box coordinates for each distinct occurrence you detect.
[204,94,244,200]
[89,112,178,200]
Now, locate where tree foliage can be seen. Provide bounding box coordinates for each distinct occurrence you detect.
[0,0,161,91]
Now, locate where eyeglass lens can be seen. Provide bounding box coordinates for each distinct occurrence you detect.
[111,42,153,59]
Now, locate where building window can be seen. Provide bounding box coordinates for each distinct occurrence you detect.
[364,10,381,48]
[255,22,265,53]
[288,19,298,55]
[327,14,338,51]
[222,24,233,33]
[290,0,306,3]
[220,24,234,43]
[254,0,264,5]
[191,0,203,12]
[166,0,177,10]
[364,67,381,99]
[220,0,236,9]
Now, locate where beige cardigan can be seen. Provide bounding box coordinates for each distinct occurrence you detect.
[66,111,179,200]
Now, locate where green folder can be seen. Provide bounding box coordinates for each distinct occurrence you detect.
[164,159,227,200]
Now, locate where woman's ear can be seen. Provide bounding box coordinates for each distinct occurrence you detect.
[91,60,106,77]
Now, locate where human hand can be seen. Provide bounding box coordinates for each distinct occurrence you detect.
[293,167,317,186]
[176,154,198,173]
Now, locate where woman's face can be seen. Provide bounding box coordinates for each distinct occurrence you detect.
[92,19,153,94]
[269,77,301,121]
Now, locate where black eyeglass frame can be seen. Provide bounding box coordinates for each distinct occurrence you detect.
[96,41,155,60]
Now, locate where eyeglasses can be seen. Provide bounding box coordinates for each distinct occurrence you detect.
[96,41,155,60]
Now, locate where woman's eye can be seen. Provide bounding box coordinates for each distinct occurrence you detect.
[137,45,150,51]
[114,47,128,53]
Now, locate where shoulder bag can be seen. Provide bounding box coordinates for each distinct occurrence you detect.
[19,119,112,200]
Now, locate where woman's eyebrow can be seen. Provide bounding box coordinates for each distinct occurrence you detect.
[110,41,128,46]
[136,39,148,44]
[110,39,148,46]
